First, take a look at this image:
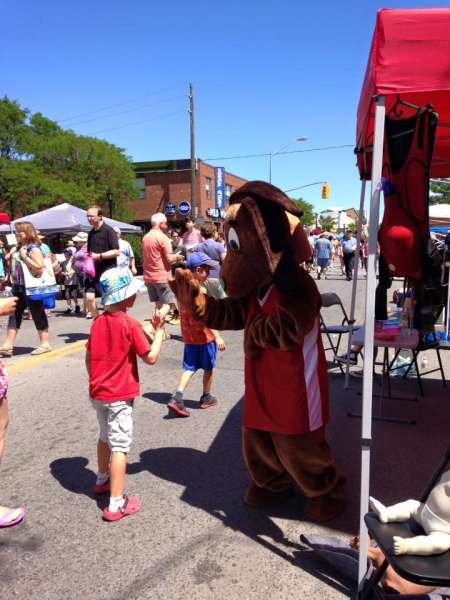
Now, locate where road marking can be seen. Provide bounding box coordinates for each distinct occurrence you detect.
[7,340,87,375]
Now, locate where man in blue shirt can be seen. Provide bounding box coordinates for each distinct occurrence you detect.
[341,229,357,281]
[314,234,332,280]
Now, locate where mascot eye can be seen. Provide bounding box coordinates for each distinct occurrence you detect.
[228,227,240,252]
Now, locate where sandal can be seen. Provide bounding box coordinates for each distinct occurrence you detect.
[30,344,52,356]
[0,505,26,528]
[94,479,110,495]
[102,495,141,522]
[0,347,13,358]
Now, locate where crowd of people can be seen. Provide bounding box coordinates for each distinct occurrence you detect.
[0,207,229,524]
[306,228,371,282]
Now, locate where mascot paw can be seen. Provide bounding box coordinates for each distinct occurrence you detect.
[244,483,295,508]
[393,536,408,555]
[170,269,205,316]
[369,497,389,523]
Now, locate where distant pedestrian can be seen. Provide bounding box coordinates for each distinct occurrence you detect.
[0,222,51,357]
[85,206,120,319]
[0,295,25,529]
[72,232,88,315]
[86,268,165,521]
[168,252,226,418]
[114,227,137,275]
[182,218,203,248]
[314,233,332,280]
[341,229,357,281]
[61,248,80,314]
[142,213,184,328]
[193,223,226,298]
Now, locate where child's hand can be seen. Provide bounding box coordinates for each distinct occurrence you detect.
[216,336,226,351]
[152,312,165,331]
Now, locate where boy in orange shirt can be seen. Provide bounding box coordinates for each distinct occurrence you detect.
[168,253,225,417]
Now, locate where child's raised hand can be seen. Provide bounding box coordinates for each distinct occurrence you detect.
[216,336,226,351]
[152,312,165,331]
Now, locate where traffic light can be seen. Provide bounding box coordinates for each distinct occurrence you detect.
[321,183,330,199]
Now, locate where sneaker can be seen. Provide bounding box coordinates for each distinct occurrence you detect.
[317,272,321,280]
[86,312,93,319]
[336,351,358,366]
[64,308,73,314]
[199,394,218,409]
[94,479,110,495]
[0,347,13,357]
[167,398,190,417]
[30,344,52,356]
[75,305,81,314]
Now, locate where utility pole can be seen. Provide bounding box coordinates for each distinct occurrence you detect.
[189,82,197,218]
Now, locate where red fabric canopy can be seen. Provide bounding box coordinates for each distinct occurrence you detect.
[357,8,450,179]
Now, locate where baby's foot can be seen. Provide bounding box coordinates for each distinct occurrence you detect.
[393,535,408,555]
[369,497,389,523]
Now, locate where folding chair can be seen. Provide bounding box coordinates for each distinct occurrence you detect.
[320,292,358,374]
[360,444,450,599]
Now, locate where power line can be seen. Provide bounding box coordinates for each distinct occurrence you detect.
[56,85,183,123]
[202,144,354,161]
[66,95,185,127]
[87,109,186,136]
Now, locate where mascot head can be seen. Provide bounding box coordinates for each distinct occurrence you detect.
[221,181,311,298]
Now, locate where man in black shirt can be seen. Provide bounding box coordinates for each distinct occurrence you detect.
[85,205,119,318]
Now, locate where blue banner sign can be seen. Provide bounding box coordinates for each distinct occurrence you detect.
[178,201,191,217]
[164,202,177,216]
[215,167,225,209]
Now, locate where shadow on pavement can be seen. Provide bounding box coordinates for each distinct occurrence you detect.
[49,456,107,509]
[57,332,90,343]
[6,346,34,356]
[129,397,355,592]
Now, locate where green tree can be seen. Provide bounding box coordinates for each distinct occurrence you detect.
[430,180,450,205]
[319,215,337,231]
[291,197,315,226]
[0,96,138,219]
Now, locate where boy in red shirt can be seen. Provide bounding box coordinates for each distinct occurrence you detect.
[86,268,165,521]
[168,253,225,417]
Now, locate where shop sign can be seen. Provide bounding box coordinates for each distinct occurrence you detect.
[178,201,191,217]
[164,202,177,216]
[215,167,225,209]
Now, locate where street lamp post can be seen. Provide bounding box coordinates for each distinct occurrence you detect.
[269,137,308,183]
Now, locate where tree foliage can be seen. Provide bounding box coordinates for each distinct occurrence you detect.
[430,180,450,205]
[0,96,138,219]
[318,215,337,231]
[291,197,315,226]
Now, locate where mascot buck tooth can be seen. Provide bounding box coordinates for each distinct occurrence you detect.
[171,181,345,521]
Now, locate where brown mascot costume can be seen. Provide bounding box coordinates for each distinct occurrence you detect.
[172,181,345,522]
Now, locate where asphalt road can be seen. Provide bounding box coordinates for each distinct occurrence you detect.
[1,267,449,600]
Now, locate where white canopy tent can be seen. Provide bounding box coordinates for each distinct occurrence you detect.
[0,203,142,235]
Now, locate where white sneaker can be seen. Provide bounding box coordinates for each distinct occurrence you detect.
[86,312,93,319]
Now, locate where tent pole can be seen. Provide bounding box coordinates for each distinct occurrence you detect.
[358,95,386,590]
[344,179,366,388]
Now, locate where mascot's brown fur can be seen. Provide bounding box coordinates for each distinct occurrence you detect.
[171,181,345,521]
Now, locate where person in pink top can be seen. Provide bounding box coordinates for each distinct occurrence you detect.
[142,213,184,328]
[182,218,203,247]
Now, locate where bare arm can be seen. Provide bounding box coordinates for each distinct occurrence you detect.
[20,246,44,274]
[141,329,164,365]
[85,348,91,376]
[92,249,120,261]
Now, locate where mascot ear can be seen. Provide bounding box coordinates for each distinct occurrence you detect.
[230,181,303,218]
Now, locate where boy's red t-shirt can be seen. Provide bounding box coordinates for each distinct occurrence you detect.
[87,311,151,402]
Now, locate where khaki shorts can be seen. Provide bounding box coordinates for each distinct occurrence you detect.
[91,399,134,453]
[146,282,176,305]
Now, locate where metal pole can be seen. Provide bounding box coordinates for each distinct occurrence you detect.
[189,83,197,218]
[358,96,386,589]
[269,154,272,183]
[344,179,367,388]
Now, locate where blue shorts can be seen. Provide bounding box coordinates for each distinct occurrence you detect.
[183,342,217,372]
[317,257,330,268]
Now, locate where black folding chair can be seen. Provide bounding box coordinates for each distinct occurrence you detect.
[360,444,450,599]
[320,292,358,373]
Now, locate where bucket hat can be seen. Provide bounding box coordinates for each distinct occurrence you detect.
[100,268,144,306]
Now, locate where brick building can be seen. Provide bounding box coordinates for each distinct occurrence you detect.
[128,159,247,230]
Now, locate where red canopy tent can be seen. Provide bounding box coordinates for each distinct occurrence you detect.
[357,8,450,178]
[351,8,450,586]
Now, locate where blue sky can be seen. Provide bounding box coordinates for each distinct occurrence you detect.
[2,0,448,213]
